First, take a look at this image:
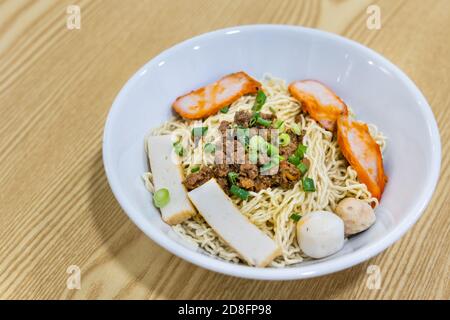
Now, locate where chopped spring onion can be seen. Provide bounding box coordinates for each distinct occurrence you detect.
[260,153,281,172]
[249,135,266,151]
[192,126,208,137]
[153,188,170,208]
[302,177,316,192]
[230,185,249,200]
[266,143,279,156]
[295,144,308,159]
[297,162,309,175]
[249,148,258,164]
[204,143,216,154]
[291,123,301,136]
[252,90,267,112]
[173,141,184,156]
[190,166,200,173]
[273,119,285,132]
[249,112,260,127]
[279,133,291,147]
[290,213,302,222]
[228,172,239,185]
[288,155,301,166]
[248,136,263,163]
[256,117,272,127]
[260,162,275,172]
[269,106,277,114]
[220,106,230,113]
[274,119,283,128]
[260,159,278,172]
[249,136,279,161]
[237,128,250,148]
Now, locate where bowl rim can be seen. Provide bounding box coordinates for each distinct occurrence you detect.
[102,24,442,280]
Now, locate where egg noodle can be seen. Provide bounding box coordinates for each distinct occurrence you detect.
[143,75,386,267]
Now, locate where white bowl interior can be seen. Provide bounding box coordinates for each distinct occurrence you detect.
[103,26,440,279]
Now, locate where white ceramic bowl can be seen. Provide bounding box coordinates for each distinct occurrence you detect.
[103,25,441,280]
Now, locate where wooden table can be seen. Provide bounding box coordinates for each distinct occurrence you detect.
[1,0,448,300]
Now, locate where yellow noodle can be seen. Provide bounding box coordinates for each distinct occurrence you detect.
[143,75,386,267]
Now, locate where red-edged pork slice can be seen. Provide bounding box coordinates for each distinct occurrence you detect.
[289,80,348,131]
[172,72,261,120]
[337,116,387,200]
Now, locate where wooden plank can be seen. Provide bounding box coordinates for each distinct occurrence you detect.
[0,0,448,299]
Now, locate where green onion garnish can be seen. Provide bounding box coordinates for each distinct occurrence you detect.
[192,126,208,137]
[260,160,278,172]
[295,144,308,159]
[236,128,250,148]
[252,90,267,112]
[249,148,258,164]
[256,117,272,127]
[260,153,281,172]
[249,113,258,127]
[266,143,279,156]
[227,172,238,185]
[291,123,301,136]
[269,106,277,114]
[230,185,249,200]
[249,135,266,151]
[248,135,264,163]
[274,119,283,129]
[220,106,230,113]
[288,155,301,166]
[279,133,291,147]
[248,136,279,162]
[290,213,302,222]
[173,141,184,156]
[190,166,200,173]
[273,119,285,132]
[297,162,309,175]
[204,143,216,154]
[302,177,316,192]
[153,188,170,208]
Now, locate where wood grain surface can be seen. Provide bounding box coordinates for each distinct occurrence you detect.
[0,0,448,300]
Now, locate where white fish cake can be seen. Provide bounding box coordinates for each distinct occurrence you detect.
[147,135,196,225]
[188,179,281,267]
